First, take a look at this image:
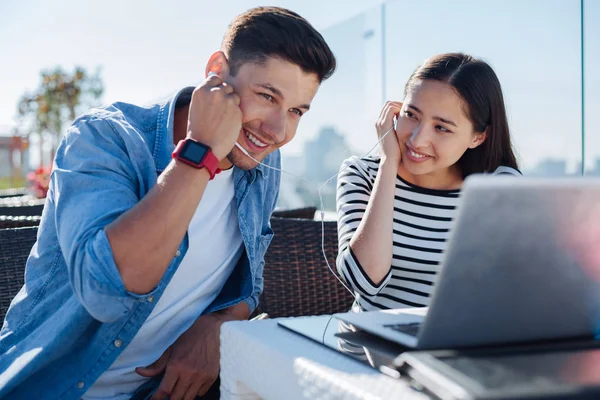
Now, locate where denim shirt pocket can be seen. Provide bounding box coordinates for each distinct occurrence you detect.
[257,225,274,258]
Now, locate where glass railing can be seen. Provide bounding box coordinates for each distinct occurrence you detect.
[278,6,383,211]
[277,0,595,210]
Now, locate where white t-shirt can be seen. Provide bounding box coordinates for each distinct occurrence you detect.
[84,167,243,399]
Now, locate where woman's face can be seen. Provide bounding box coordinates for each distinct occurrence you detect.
[396,80,486,183]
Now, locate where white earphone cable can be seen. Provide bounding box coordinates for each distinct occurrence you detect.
[235,123,396,303]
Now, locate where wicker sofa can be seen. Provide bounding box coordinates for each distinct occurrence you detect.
[0,213,353,322]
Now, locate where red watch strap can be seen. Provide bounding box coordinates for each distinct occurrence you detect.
[172,139,221,180]
[201,149,221,180]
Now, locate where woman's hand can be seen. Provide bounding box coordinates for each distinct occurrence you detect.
[375,101,403,164]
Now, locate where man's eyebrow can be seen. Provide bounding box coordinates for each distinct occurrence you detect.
[258,83,283,99]
[257,83,310,110]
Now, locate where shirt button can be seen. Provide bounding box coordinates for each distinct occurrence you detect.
[175,250,181,257]
[147,296,154,303]
[114,339,123,348]
[77,381,85,389]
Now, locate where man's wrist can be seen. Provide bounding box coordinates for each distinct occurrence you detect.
[214,302,251,322]
[171,158,212,181]
[192,312,229,333]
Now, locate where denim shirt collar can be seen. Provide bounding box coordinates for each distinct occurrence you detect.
[153,86,267,180]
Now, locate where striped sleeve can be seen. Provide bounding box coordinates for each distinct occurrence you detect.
[335,157,392,296]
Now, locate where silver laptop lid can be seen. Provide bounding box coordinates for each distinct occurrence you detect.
[418,176,600,349]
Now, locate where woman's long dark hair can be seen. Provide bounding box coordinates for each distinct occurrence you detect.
[404,53,519,177]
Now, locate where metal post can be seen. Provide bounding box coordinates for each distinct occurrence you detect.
[581,0,585,175]
[381,2,386,104]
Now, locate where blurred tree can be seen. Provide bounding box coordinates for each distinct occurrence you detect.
[17,66,104,167]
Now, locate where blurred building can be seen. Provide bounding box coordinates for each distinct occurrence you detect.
[525,159,568,176]
[277,126,352,212]
[587,158,600,176]
[304,126,351,183]
[0,126,29,179]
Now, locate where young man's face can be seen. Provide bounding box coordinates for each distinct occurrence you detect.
[226,57,320,170]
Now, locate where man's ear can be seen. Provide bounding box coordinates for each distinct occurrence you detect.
[469,130,487,149]
[205,51,230,80]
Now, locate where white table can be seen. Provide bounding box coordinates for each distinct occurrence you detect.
[220,316,429,399]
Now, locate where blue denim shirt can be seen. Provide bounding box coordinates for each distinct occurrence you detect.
[0,87,280,399]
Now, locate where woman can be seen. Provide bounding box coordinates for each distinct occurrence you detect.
[336,53,519,312]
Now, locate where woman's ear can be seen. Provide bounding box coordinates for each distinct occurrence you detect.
[205,51,230,80]
[469,130,487,149]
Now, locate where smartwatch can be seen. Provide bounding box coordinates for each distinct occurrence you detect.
[172,138,221,179]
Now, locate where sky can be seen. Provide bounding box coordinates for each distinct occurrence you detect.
[0,0,598,173]
[0,0,385,130]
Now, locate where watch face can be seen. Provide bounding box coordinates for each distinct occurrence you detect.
[181,140,208,164]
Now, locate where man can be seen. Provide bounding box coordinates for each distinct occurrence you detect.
[0,7,336,399]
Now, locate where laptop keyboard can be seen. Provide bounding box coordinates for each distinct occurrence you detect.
[384,322,422,336]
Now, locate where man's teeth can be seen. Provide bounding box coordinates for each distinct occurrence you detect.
[409,149,428,159]
[245,131,267,147]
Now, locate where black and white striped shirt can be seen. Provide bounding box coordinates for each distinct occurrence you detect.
[336,156,519,312]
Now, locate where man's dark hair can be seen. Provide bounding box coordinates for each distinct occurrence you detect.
[222,7,336,83]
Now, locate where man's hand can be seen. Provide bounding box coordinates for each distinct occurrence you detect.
[188,72,242,161]
[136,303,250,400]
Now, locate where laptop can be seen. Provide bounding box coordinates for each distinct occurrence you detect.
[337,176,600,350]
